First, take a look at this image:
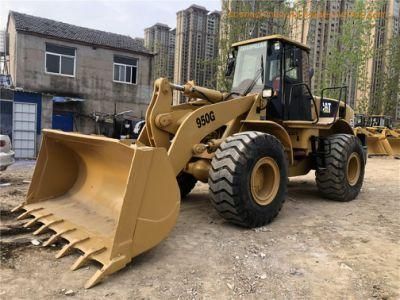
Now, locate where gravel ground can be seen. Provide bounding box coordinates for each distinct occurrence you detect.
[0,157,399,299]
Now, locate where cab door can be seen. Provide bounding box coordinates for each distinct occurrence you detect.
[282,46,312,121]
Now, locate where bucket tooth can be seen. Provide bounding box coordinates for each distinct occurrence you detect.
[43,228,76,247]
[84,255,130,289]
[17,208,43,220]
[55,237,89,258]
[70,247,106,271]
[23,213,52,228]
[33,219,64,235]
[11,204,24,213]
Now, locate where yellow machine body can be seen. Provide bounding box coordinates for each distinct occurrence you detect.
[13,35,361,288]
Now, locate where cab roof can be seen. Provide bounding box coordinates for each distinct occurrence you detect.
[232,34,310,51]
[370,115,390,118]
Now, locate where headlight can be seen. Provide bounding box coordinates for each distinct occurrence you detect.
[262,88,273,99]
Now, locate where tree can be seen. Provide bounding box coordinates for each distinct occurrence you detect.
[382,37,400,116]
[318,0,380,111]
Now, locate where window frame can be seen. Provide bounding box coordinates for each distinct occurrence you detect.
[113,59,138,85]
[45,46,76,77]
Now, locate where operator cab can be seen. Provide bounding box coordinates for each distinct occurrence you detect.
[226,35,344,123]
[368,115,393,129]
[355,114,367,127]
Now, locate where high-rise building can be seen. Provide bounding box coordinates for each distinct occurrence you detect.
[290,0,358,107]
[289,0,312,44]
[174,5,221,103]
[205,11,221,88]
[144,23,175,81]
[308,1,357,106]
[167,28,176,83]
[364,0,399,116]
[291,0,399,115]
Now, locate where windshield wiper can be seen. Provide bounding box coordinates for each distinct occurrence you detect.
[242,55,264,96]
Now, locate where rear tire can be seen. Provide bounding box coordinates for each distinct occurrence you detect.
[209,132,287,228]
[177,172,197,198]
[316,134,365,201]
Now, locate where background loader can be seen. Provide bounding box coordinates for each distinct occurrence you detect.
[368,115,400,156]
[354,114,399,157]
[13,35,366,288]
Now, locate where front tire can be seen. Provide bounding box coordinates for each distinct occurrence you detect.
[209,132,287,228]
[316,134,365,201]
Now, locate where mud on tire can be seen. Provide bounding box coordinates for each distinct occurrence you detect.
[316,134,365,201]
[208,131,287,228]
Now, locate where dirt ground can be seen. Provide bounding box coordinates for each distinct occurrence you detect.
[0,158,399,299]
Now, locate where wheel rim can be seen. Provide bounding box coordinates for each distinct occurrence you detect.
[347,152,361,186]
[250,157,280,206]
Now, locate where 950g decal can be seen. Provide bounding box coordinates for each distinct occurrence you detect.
[196,111,216,128]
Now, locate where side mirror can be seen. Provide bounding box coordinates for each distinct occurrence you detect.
[225,52,235,77]
[308,67,314,79]
[262,88,273,99]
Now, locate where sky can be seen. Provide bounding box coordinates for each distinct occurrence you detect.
[0,0,222,38]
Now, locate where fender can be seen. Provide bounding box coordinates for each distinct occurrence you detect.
[329,119,354,135]
[240,120,294,164]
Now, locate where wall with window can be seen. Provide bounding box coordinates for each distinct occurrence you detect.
[9,31,153,133]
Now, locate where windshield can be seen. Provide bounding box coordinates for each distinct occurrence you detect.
[369,117,385,127]
[355,115,364,126]
[231,41,267,94]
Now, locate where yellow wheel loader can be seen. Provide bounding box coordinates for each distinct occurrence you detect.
[353,114,393,156]
[367,115,400,156]
[13,35,366,288]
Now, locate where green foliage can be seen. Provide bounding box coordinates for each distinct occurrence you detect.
[382,37,400,116]
[319,0,379,110]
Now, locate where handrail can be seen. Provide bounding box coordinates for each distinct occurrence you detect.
[320,86,348,124]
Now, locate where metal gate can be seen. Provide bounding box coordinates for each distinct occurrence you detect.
[13,102,37,158]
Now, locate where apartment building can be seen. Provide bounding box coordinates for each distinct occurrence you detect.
[288,0,358,107]
[174,5,221,103]
[291,0,400,116]
[168,29,176,83]
[367,0,400,117]
[144,23,175,81]
[204,11,221,88]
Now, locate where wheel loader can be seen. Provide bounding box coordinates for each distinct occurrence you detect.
[353,114,393,156]
[367,115,400,156]
[13,35,366,288]
[354,114,399,156]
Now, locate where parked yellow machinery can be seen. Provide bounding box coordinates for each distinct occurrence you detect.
[386,130,400,156]
[353,114,394,156]
[368,115,400,156]
[13,35,366,288]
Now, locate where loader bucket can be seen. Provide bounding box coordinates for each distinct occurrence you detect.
[366,135,393,156]
[387,136,400,156]
[13,129,180,288]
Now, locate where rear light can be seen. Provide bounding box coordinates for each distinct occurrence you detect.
[0,140,5,147]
